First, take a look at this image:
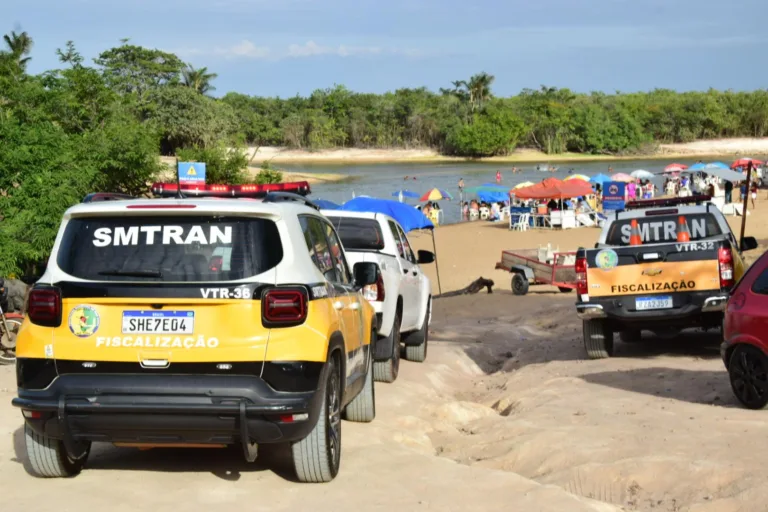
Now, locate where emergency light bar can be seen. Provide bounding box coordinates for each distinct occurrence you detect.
[150,181,312,198]
[623,194,711,210]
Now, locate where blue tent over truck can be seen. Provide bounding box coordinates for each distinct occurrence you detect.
[336,196,442,294]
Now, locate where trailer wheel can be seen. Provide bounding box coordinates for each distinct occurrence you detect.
[583,319,613,359]
[511,273,529,296]
[558,287,572,293]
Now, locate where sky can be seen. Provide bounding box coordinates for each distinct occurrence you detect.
[4,0,767,98]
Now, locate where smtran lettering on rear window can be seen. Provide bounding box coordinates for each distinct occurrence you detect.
[610,215,721,245]
[92,226,232,247]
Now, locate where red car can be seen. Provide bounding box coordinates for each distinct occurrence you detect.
[722,249,768,409]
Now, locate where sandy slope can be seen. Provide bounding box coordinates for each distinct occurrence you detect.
[0,355,617,512]
[249,138,768,164]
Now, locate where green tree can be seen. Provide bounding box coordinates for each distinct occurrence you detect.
[95,43,184,99]
[1,30,33,76]
[182,63,217,95]
[176,145,248,184]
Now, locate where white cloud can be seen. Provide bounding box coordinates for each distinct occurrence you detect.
[176,40,421,61]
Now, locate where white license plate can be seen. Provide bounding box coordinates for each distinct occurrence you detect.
[121,310,195,334]
[635,297,673,311]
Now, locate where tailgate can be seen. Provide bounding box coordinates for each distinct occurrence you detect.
[586,241,722,298]
[55,283,268,365]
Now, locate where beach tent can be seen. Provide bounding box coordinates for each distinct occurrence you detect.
[685,164,744,182]
[464,183,510,204]
[338,197,442,293]
[512,177,593,200]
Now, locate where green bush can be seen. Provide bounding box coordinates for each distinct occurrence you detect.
[176,145,248,184]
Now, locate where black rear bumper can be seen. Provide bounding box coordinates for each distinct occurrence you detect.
[576,290,728,328]
[12,372,325,446]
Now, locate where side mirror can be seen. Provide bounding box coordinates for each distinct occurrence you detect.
[416,250,435,264]
[741,236,758,252]
[353,262,379,289]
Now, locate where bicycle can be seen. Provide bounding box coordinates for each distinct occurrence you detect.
[0,281,23,364]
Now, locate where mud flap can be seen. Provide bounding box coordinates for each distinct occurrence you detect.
[57,395,89,459]
[239,401,258,462]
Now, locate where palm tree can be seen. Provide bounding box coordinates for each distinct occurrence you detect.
[443,72,495,112]
[3,30,33,72]
[182,64,217,95]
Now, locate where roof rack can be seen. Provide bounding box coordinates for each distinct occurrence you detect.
[622,194,712,211]
[262,191,320,210]
[82,192,136,203]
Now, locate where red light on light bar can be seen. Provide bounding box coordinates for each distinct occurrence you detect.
[150,181,311,198]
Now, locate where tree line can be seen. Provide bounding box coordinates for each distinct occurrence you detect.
[1,31,768,274]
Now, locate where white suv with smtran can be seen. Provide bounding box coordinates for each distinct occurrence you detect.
[323,210,433,383]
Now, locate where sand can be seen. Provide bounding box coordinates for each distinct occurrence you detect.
[4,195,768,511]
[249,138,768,164]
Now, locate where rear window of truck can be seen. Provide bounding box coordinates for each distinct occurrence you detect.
[327,217,385,251]
[605,213,723,246]
[56,216,283,282]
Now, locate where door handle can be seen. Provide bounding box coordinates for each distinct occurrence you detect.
[333,301,345,310]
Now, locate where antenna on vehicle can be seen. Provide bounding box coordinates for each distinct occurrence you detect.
[174,157,186,199]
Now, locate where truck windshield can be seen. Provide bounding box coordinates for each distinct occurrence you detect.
[605,213,723,245]
[327,217,385,251]
[56,215,283,282]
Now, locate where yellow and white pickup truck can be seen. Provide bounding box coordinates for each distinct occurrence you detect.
[575,196,758,359]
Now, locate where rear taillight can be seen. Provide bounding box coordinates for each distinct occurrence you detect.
[27,288,62,327]
[262,288,307,327]
[363,271,385,302]
[576,257,588,295]
[718,246,734,288]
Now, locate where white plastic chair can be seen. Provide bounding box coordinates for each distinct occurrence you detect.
[512,213,530,231]
[480,207,490,220]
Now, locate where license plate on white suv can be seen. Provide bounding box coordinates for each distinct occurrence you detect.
[122,310,195,334]
[635,296,673,311]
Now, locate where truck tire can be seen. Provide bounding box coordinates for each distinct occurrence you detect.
[373,311,400,383]
[728,344,768,410]
[292,355,342,482]
[24,424,91,478]
[403,300,430,363]
[512,273,529,296]
[343,347,375,422]
[619,330,642,343]
[583,319,614,359]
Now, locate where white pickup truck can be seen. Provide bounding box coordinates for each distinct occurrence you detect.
[323,210,433,383]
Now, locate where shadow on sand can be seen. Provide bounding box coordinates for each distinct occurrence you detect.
[11,426,300,482]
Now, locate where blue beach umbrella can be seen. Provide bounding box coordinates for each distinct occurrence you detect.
[391,190,420,199]
[589,173,613,185]
[313,199,340,209]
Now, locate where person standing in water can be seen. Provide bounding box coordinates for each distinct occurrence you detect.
[496,170,502,184]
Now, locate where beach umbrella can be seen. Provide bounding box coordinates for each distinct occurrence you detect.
[513,181,535,189]
[630,170,654,179]
[731,158,764,169]
[464,183,509,194]
[420,188,453,201]
[391,190,419,199]
[564,174,590,181]
[589,173,613,185]
[690,161,729,171]
[664,163,688,173]
[611,173,634,183]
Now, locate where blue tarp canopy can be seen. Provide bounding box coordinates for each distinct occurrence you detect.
[338,197,434,232]
[477,190,509,203]
[313,199,340,209]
